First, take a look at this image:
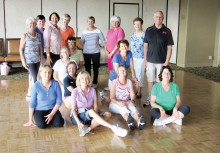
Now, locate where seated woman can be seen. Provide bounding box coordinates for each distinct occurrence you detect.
[108,39,137,90]
[63,61,77,109]
[150,66,190,126]
[109,65,147,130]
[53,47,70,93]
[24,64,64,129]
[70,71,128,137]
[67,37,84,71]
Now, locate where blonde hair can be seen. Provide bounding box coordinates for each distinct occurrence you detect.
[60,47,70,58]
[39,64,52,73]
[62,13,71,20]
[76,71,92,87]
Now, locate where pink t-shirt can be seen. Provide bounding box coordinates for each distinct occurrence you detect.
[71,86,97,110]
[44,24,62,55]
[106,27,125,52]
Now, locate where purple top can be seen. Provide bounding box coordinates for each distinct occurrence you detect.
[71,86,97,111]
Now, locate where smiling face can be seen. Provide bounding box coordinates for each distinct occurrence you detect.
[133,20,142,31]
[27,21,36,31]
[50,14,59,26]
[67,63,77,77]
[36,19,45,29]
[118,66,127,78]
[87,19,95,27]
[162,68,171,81]
[154,11,163,27]
[79,74,90,87]
[62,17,70,26]
[112,20,120,28]
[60,48,70,59]
[40,67,52,82]
[119,43,128,53]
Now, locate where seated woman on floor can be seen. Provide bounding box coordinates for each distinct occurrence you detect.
[24,64,64,129]
[150,65,190,126]
[63,61,77,109]
[70,71,128,137]
[109,65,147,130]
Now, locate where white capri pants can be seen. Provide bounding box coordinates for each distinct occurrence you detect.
[109,102,138,117]
[133,58,145,87]
[146,62,163,82]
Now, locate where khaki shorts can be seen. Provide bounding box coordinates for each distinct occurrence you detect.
[146,62,163,82]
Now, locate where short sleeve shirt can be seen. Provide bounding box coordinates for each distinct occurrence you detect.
[151,82,180,111]
[109,51,133,81]
[130,32,145,59]
[70,49,84,66]
[63,75,76,97]
[71,86,97,110]
[144,24,174,63]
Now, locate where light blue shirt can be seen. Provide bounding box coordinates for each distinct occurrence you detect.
[130,32,144,59]
[30,80,62,110]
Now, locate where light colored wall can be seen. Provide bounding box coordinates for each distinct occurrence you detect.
[178,0,219,67]
[0,0,4,39]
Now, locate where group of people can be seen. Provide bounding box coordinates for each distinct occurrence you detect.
[21,10,190,137]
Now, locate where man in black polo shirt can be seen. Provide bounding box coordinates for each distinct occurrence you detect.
[143,11,174,107]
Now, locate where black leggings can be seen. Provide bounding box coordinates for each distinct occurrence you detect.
[83,53,100,84]
[151,105,190,119]
[28,62,40,82]
[34,109,64,129]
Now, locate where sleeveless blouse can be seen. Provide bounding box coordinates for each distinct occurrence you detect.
[24,33,41,64]
[114,79,131,101]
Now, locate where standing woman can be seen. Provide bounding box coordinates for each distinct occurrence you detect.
[44,12,62,67]
[19,17,43,97]
[80,16,105,88]
[24,64,64,129]
[105,16,125,73]
[130,17,145,98]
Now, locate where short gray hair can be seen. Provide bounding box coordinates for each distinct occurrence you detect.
[110,15,121,24]
[26,17,36,25]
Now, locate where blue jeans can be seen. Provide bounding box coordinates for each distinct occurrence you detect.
[150,105,190,119]
[34,109,64,129]
[70,111,105,125]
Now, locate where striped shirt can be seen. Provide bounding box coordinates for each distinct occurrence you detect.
[80,28,105,54]
[114,79,131,101]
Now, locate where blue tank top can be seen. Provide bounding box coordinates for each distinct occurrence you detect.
[24,33,41,64]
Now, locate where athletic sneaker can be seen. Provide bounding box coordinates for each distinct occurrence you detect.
[79,126,91,137]
[127,114,135,130]
[112,125,128,137]
[173,119,182,125]
[138,116,147,130]
[99,90,105,101]
[143,96,150,107]
[153,119,166,126]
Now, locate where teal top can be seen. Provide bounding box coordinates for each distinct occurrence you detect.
[151,82,180,111]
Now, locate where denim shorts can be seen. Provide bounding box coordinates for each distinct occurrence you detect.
[70,110,105,125]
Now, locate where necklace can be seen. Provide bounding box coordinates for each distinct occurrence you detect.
[118,78,127,85]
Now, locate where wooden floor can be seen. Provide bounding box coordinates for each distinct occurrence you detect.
[0,70,220,153]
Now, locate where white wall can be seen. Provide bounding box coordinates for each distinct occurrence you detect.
[0,0,4,39]
[5,0,41,38]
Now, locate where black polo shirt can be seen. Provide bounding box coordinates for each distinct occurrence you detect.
[144,24,174,63]
[63,75,76,97]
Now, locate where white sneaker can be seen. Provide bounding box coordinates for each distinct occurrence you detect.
[79,126,91,137]
[143,96,150,107]
[173,119,182,125]
[99,90,105,101]
[104,86,109,91]
[153,119,166,126]
[112,125,128,137]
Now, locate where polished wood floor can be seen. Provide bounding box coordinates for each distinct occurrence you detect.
[0,70,220,153]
